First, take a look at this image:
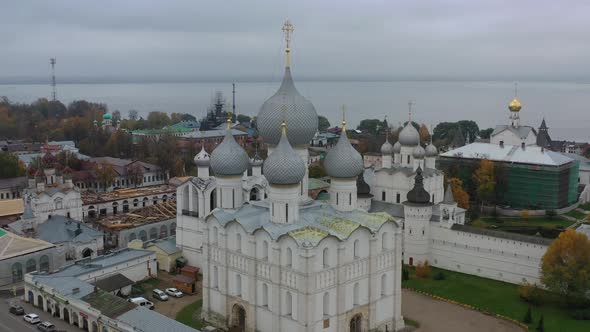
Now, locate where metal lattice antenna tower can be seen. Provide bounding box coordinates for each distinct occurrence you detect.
[50,58,57,101]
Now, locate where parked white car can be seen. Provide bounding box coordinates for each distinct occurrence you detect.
[165,288,183,298]
[23,313,41,324]
[128,297,154,309]
[152,289,169,301]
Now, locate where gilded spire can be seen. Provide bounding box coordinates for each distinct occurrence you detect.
[509,83,521,112]
[282,20,294,67]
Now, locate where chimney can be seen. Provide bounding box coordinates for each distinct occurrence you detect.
[65,178,74,189]
[36,181,45,192]
[521,142,525,150]
[499,141,504,148]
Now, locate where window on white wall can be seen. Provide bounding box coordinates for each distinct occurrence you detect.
[262,241,269,260]
[262,283,268,307]
[323,292,329,317]
[213,227,218,244]
[286,247,292,267]
[381,274,387,297]
[285,291,293,317]
[323,248,329,267]
[236,233,241,252]
[236,274,242,297]
[354,240,360,259]
[382,232,388,250]
[353,283,359,306]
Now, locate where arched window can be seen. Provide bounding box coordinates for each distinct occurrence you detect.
[182,186,189,213]
[160,225,168,238]
[381,232,389,250]
[39,255,49,272]
[128,233,137,242]
[236,233,242,252]
[286,247,292,267]
[139,230,147,241]
[236,274,242,297]
[213,266,218,289]
[26,259,37,273]
[323,292,329,317]
[262,283,268,307]
[285,291,293,316]
[210,189,217,211]
[323,248,329,268]
[213,227,218,244]
[381,274,387,297]
[170,223,176,235]
[54,198,63,210]
[262,241,269,260]
[133,198,139,207]
[149,227,157,240]
[353,283,359,306]
[12,263,23,282]
[354,240,360,259]
[396,193,400,203]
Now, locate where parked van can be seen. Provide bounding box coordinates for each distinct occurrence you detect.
[128,297,154,309]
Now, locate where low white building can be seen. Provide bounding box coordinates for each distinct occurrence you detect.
[24,248,197,332]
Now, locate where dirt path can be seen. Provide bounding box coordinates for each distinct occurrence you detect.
[402,289,525,332]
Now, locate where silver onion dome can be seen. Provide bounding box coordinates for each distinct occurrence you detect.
[194,146,211,167]
[263,122,306,185]
[412,145,425,159]
[257,67,318,146]
[425,143,438,157]
[324,128,363,178]
[210,125,250,176]
[399,122,420,146]
[381,140,393,154]
[393,141,402,154]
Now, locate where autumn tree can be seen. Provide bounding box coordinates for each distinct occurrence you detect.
[318,115,331,132]
[419,124,431,144]
[449,177,470,210]
[541,229,590,305]
[126,163,144,188]
[473,159,495,205]
[94,162,117,191]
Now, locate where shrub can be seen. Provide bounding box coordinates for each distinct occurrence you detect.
[402,268,409,281]
[433,271,445,281]
[536,314,544,332]
[570,309,590,320]
[518,282,544,305]
[523,306,532,324]
[415,260,431,279]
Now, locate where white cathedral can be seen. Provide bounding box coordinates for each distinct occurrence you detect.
[176,21,550,332]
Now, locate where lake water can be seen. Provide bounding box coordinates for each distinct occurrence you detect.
[0,80,588,141]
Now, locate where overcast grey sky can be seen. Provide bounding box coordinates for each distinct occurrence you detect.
[2,0,590,82]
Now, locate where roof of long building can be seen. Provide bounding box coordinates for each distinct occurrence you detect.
[440,142,573,166]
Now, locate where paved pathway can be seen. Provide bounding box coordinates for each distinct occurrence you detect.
[1,297,78,332]
[402,289,525,332]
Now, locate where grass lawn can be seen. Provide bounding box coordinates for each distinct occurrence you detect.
[176,299,206,329]
[403,267,589,331]
[566,210,588,220]
[579,203,590,211]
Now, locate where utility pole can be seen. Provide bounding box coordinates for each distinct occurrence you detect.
[50,58,57,101]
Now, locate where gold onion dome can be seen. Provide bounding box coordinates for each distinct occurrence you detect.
[509,98,521,112]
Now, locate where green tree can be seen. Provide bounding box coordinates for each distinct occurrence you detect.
[479,128,494,139]
[536,315,544,332]
[237,114,252,124]
[357,119,386,136]
[146,111,172,129]
[0,153,26,179]
[126,163,144,188]
[523,306,532,324]
[318,115,331,132]
[433,121,480,147]
[309,165,326,178]
[541,229,590,305]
